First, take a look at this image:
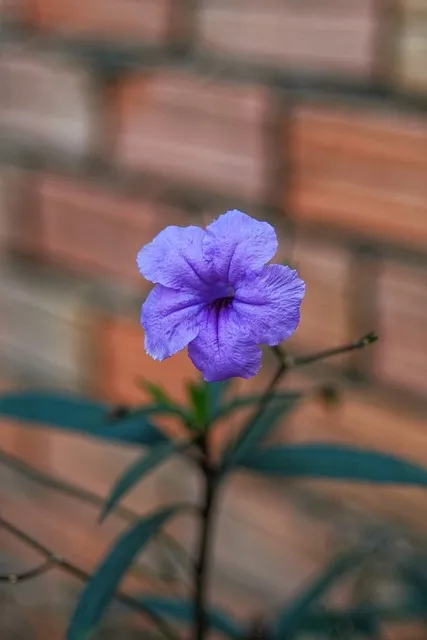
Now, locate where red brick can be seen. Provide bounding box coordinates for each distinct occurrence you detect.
[38,175,188,286]
[198,0,378,77]
[32,0,179,45]
[113,71,272,200]
[94,315,199,438]
[0,168,42,253]
[0,45,96,157]
[289,105,427,250]
[284,387,427,535]
[374,260,427,397]
[286,236,352,357]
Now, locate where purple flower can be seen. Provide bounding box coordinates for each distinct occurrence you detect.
[137,210,305,382]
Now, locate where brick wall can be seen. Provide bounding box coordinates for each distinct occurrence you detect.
[1,2,427,635]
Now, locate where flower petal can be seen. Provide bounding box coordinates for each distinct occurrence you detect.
[233,264,306,345]
[188,305,262,382]
[202,210,278,285]
[137,225,211,291]
[141,285,205,360]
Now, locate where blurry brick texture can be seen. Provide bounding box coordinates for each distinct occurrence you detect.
[38,175,188,287]
[396,0,427,93]
[1,0,427,627]
[114,71,272,200]
[0,262,93,389]
[0,0,29,21]
[0,45,95,157]
[290,104,427,251]
[286,236,351,358]
[284,386,427,535]
[374,260,427,398]
[32,0,180,45]
[198,0,378,77]
[0,167,42,253]
[95,315,198,414]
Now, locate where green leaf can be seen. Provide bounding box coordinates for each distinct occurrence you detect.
[187,379,233,427]
[138,379,173,406]
[100,440,186,522]
[135,595,244,639]
[0,390,167,446]
[67,506,180,640]
[216,391,301,421]
[137,378,191,423]
[187,381,209,429]
[274,549,367,638]
[239,444,427,488]
[221,394,301,472]
[205,380,232,420]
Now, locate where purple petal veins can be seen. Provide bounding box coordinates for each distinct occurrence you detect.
[137,210,305,381]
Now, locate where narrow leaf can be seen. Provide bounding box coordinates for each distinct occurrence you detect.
[222,395,300,471]
[100,440,186,522]
[240,444,427,488]
[136,595,244,639]
[137,378,191,423]
[67,506,180,640]
[205,380,232,421]
[187,381,209,428]
[0,390,166,446]
[274,549,367,638]
[138,379,173,406]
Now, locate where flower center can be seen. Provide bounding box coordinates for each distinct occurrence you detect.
[210,295,234,313]
[208,285,235,312]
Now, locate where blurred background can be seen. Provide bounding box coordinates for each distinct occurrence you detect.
[0,0,427,637]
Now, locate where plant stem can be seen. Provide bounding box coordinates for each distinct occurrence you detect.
[0,559,54,583]
[0,448,191,584]
[0,516,178,640]
[190,332,379,640]
[273,332,378,370]
[193,436,218,640]
[240,354,289,443]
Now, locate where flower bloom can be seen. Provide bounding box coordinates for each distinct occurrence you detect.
[137,210,305,382]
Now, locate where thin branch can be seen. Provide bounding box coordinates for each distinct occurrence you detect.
[0,516,178,640]
[0,559,54,583]
[0,448,192,585]
[273,332,378,370]
[238,354,289,444]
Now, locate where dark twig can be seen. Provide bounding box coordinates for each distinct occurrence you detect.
[193,435,218,640]
[0,516,178,640]
[274,332,378,370]
[240,349,289,445]
[0,559,54,583]
[0,448,192,584]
